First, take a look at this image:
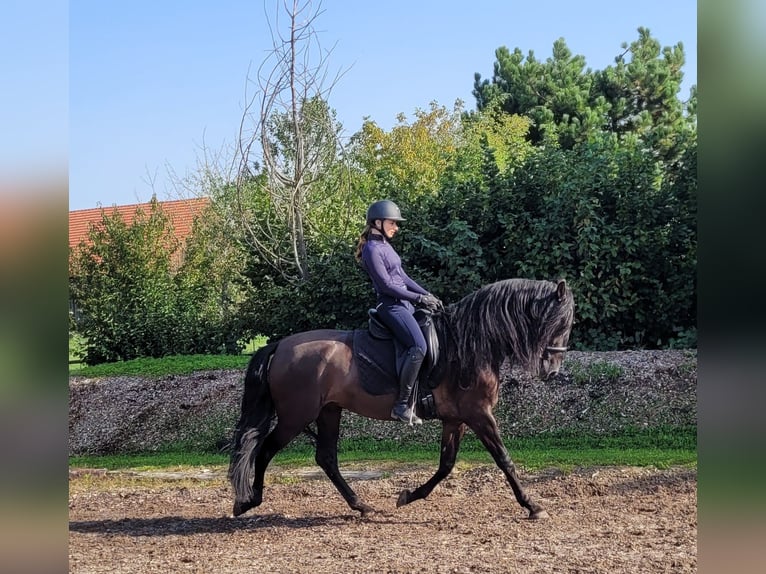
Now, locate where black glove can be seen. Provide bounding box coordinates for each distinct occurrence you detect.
[418,293,443,312]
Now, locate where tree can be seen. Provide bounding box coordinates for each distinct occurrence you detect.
[473,38,600,147]
[351,101,464,200]
[69,199,247,364]
[70,201,180,363]
[173,207,252,355]
[484,131,696,349]
[594,27,695,162]
[472,28,696,155]
[234,0,354,283]
[458,102,534,176]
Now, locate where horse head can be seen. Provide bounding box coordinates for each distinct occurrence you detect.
[540,343,569,380]
[537,279,574,380]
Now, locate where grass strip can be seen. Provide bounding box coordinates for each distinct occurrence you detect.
[69,447,696,474]
[70,428,696,473]
[70,354,252,378]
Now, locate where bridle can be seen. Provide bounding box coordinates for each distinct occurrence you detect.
[542,345,568,361]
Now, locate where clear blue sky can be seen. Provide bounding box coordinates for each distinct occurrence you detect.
[67,0,697,211]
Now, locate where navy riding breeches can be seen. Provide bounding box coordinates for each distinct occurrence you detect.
[376,301,427,355]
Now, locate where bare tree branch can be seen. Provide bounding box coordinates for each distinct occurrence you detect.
[230,0,351,283]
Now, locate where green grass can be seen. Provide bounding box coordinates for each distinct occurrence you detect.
[69,353,253,378]
[69,426,697,473]
[68,335,268,376]
[69,451,228,471]
[567,359,624,385]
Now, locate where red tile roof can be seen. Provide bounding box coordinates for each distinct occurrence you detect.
[69,197,211,250]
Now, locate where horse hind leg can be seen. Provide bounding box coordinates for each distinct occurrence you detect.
[233,419,306,517]
[397,421,466,507]
[314,405,374,516]
[230,422,272,517]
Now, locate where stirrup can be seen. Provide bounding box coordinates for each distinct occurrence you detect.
[391,405,422,425]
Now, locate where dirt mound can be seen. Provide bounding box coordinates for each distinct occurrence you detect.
[69,350,697,455]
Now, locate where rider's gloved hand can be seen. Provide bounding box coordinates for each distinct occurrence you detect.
[418,293,443,312]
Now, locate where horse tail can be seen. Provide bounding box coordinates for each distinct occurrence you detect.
[228,341,279,504]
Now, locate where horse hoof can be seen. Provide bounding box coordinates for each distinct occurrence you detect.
[529,509,550,520]
[357,503,375,517]
[232,499,256,517]
[396,490,411,508]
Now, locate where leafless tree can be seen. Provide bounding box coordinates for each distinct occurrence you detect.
[234,0,350,282]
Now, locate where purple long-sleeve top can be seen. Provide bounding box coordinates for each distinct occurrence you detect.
[361,234,428,306]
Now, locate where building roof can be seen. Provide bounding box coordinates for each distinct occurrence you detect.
[69,197,211,250]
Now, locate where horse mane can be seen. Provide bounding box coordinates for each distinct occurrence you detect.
[438,278,574,386]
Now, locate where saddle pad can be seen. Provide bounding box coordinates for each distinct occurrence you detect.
[352,329,398,396]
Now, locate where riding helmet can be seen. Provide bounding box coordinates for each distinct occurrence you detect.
[366,200,405,224]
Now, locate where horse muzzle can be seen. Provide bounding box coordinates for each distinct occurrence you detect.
[540,346,568,381]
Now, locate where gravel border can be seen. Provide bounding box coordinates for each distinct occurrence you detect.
[69,350,697,455]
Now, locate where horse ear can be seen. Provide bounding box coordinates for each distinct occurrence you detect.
[556,279,567,302]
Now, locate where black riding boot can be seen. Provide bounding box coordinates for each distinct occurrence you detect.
[391,347,424,425]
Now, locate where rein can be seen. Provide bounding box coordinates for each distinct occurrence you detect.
[545,346,568,353]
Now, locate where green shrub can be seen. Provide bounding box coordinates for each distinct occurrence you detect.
[69,199,249,364]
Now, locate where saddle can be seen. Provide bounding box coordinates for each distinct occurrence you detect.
[353,308,441,419]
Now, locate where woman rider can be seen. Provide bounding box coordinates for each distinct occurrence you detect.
[355,200,443,424]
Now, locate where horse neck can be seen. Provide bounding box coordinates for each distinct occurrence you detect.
[444,290,544,377]
[435,311,507,385]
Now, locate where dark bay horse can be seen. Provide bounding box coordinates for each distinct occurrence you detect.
[229,278,575,519]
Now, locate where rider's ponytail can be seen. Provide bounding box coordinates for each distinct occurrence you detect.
[355,225,372,263]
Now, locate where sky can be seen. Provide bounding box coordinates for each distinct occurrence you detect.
[64,0,697,211]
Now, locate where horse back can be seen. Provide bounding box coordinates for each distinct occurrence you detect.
[268,329,353,397]
[269,329,395,421]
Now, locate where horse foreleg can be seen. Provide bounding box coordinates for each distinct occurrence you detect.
[315,405,374,516]
[397,421,466,507]
[471,414,549,519]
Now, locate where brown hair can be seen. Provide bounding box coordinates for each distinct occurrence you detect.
[354,224,372,263]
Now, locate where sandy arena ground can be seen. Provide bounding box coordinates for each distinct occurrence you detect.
[69,463,696,573]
